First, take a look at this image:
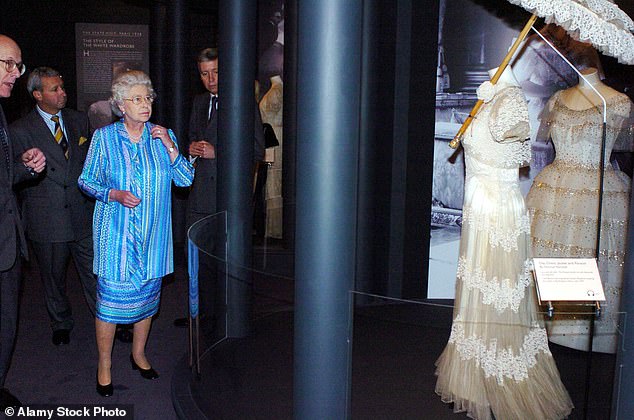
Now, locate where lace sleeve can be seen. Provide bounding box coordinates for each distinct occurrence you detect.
[488,87,530,143]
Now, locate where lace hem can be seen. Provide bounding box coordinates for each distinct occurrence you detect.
[457,256,531,313]
[462,207,531,252]
[448,314,552,384]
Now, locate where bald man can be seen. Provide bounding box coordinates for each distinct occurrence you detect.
[0,34,46,410]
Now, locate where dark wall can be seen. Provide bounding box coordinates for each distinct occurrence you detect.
[356,0,438,298]
[402,0,438,297]
[0,0,218,124]
[1,0,152,120]
[356,0,398,297]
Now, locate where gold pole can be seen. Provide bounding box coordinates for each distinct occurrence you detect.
[449,14,539,149]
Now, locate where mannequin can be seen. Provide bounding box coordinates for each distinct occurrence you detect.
[526,66,633,353]
[435,65,573,420]
[559,67,619,110]
[512,24,604,195]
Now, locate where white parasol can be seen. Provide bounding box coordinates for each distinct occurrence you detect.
[449,0,634,148]
[508,0,634,64]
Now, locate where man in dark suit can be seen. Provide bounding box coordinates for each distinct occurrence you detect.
[0,34,47,410]
[10,67,96,347]
[176,48,264,330]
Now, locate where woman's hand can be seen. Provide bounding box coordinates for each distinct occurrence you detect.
[151,125,172,149]
[152,125,179,162]
[109,189,141,208]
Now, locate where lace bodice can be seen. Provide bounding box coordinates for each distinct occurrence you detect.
[463,86,531,170]
[541,91,633,168]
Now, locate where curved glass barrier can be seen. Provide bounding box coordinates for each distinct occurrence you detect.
[186,211,228,375]
[181,209,627,419]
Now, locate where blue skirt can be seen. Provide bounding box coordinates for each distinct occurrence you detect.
[96,276,162,324]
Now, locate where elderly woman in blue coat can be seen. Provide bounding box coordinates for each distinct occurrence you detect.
[79,70,194,397]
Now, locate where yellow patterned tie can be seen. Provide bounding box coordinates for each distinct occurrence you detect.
[51,115,69,159]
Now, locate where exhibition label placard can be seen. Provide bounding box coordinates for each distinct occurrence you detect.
[75,23,149,112]
[533,257,605,302]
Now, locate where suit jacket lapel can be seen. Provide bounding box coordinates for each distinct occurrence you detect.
[202,95,212,128]
[28,109,67,166]
[61,109,77,161]
[203,95,218,146]
[0,108,12,186]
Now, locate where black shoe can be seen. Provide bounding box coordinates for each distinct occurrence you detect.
[0,388,22,409]
[173,317,189,328]
[52,329,70,345]
[96,372,113,397]
[115,326,133,343]
[130,354,159,380]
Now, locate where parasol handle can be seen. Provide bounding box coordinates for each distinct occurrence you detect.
[449,14,538,149]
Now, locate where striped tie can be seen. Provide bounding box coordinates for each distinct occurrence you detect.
[51,115,69,159]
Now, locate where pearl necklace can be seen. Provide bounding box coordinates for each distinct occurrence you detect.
[126,126,144,143]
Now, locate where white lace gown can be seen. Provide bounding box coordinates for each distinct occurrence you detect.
[526,91,633,353]
[435,85,573,420]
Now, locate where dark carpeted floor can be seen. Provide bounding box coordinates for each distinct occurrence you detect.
[173,299,616,419]
[3,251,191,420]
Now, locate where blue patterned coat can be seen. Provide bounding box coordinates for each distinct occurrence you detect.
[79,120,194,288]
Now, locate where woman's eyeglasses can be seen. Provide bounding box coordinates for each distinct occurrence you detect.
[124,94,156,105]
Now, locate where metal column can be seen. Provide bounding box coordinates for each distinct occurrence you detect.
[293,1,363,418]
[217,0,258,338]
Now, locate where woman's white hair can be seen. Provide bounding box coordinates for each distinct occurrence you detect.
[109,70,154,117]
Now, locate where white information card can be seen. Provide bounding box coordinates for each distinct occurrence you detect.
[533,258,605,302]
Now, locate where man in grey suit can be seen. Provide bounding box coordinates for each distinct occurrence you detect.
[10,67,96,346]
[176,48,264,330]
[0,34,47,410]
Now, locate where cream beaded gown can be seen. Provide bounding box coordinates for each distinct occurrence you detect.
[526,90,633,353]
[259,76,284,239]
[434,82,573,420]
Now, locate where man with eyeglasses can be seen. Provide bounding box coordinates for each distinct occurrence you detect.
[10,67,96,348]
[0,34,47,411]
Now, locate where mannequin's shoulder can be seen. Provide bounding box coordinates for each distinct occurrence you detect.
[558,83,621,110]
[609,91,633,115]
